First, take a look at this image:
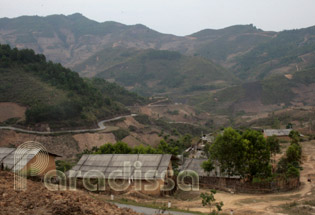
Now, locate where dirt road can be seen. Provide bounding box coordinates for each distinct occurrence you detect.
[0,114,137,135]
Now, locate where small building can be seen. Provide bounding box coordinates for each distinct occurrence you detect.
[263,129,292,137]
[263,129,293,141]
[69,154,173,196]
[0,147,60,176]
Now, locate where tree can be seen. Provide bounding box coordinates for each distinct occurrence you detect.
[200,190,223,215]
[286,143,302,163]
[267,136,280,155]
[209,127,244,177]
[289,130,300,144]
[206,128,272,179]
[267,135,281,163]
[286,165,300,178]
[202,160,215,175]
[157,139,179,155]
[286,123,293,129]
[241,130,272,179]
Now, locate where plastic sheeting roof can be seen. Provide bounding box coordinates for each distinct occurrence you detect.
[0,147,39,171]
[263,129,292,137]
[69,154,172,180]
[0,147,60,172]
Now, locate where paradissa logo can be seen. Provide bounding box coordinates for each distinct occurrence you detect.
[44,163,200,192]
[13,141,200,192]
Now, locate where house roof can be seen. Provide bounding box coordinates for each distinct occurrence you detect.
[263,129,292,137]
[69,154,172,180]
[0,147,60,171]
[181,158,240,179]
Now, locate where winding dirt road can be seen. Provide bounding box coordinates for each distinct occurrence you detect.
[0,114,137,135]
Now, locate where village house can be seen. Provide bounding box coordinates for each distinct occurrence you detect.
[0,147,61,176]
[68,154,173,196]
[263,129,293,141]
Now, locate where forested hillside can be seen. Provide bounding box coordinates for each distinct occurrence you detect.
[1,14,315,121]
[76,47,236,96]
[0,44,144,128]
[190,69,315,114]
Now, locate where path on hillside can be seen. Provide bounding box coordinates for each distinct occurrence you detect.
[0,114,137,135]
[147,98,169,107]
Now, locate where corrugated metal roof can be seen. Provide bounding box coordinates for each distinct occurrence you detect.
[181,158,240,179]
[69,154,172,180]
[264,129,292,137]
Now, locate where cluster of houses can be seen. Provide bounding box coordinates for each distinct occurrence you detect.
[0,128,298,196]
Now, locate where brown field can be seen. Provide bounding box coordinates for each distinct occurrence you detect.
[0,102,26,122]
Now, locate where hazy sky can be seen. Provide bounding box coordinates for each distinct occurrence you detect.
[1,0,315,36]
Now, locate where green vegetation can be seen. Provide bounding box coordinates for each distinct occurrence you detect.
[204,128,272,179]
[277,131,302,178]
[191,25,271,63]
[80,133,193,158]
[89,78,146,106]
[133,114,208,136]
[203,128,302,183]
[267,136,281,158]
[0,44,144,128]
[193,68,315,114]
[90,48,235,96]
[112,129,130,141]
[56,160,74,172]
[233,26,315,79]
[200,190,224,215]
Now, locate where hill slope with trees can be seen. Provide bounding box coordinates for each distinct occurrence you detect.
[0,44,144,128]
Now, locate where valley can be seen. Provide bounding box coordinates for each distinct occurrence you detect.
[0,12,315,215]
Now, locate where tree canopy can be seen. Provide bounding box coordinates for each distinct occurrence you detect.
[204,128,272,179]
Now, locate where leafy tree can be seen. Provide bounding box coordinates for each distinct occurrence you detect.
[286,143,302,163]
[56,160,74,172]
[267,135,281,163]
[241,130,272,179]
[113,141,132,154]
[202,160,215,175]
[289,130,300,144]
[286,164,300,178]
[209,127,244,177]
[286,123,293,129]
[157,139,179,155]
[206,128,272,179]
[267,136,280,156]
[95,143,115,154]
[200,190,224,215]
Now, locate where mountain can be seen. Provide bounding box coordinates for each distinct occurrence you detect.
[0,44,144,128]
[187,24,276,63]
[0,13,183,68]
[74,47,237,96]
[232,26,315,80]
[1,14,315,120]
[2,14,314,83]
[190,68,315,115]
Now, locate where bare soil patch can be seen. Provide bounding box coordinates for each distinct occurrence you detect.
[0,102,26,122]
[73,133,117,151]
[0,171,139,215]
